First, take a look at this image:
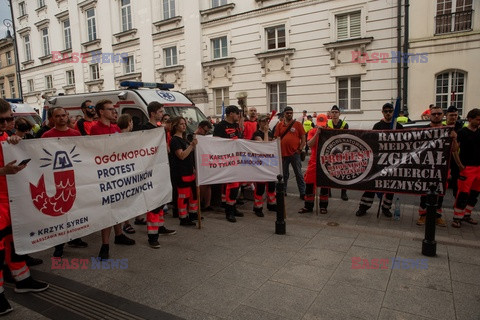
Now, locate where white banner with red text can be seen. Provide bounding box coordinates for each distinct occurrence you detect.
[3,129,171,254]
[195,135,282,185]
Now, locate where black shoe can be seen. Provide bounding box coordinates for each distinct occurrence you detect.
[148,240,161,249]
[114,234,135,245]
[236,199,245,205]
[0,293,12,315]
[226,215,237,223]
[189,212,204,221]
[382,209,393,217]
[25,255,43,267]
[68,238,88,248]
[180,218,196,227]
[300,194,305,200]
[14,277,49,293]
[53,246,63,258]
[98,244,109,260]
[355,209,367,217]
[341,192,348,201]
[253,208,264,217]
[134,218,147,225]
[202,206,214,212]
[234,208,244,217]
[158,226,177,235]
[267,204,277,212]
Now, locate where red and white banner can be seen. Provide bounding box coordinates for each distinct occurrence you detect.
[195,135,282,185]
[3,129,171,254]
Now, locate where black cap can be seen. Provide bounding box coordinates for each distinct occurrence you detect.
[447,105,458,113]
[382,103,394,110]
[331,105,340,111]
[277,112,284,118]
[284,106,293,112]
[225,105,240,115]
[303,110,307,113]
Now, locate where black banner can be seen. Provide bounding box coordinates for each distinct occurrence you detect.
[316,127,453,195]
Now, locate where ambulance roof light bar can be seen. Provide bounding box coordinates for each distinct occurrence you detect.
[119,81,174,90]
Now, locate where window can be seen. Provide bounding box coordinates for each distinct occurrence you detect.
[121,0,132,32]
[436,0,473,34]
[268,82,287,112]
[214,87,230,115]
[163,0,175,20]
[90,64,100,80]
[123,56,135,74]
[0,84,4,99]
[212,36,228,59]
[38,0,45,8]
[63,19,72,50]
[9,80,16,99]
[212,0,227,8]
[45,75,53,89]
[41,28,50,56]
[164,46,178,66]
[27,79,34,92]
[19,2,26,16]
[336,11,361,40]
[86,8,97,41]
[338,76,361,110]
[266,25,286,50]
[6,52,12,65]
[66,70,75,85]
[436,71,465,115]
[24,35,31,61]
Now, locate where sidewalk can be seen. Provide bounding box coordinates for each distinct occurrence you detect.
[5,189,480,320]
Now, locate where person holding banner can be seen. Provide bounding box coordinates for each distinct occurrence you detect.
[452,108,480,228]
[355,103,403,217]
[213,105,243,223]
[90,100,136,258]
[243,107,258,140]
[171,117,198,226]
[274,106,306,199]
[252,114,277,217]
[0,99,49,316]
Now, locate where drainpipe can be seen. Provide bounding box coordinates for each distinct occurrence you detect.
[403,0,410,114]
[397,0,402,103]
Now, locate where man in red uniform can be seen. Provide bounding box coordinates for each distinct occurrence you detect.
[42,107,89,256]
[0,99,48,315]
[242,107,258,140]
[452,108,480,228]
[90,100,135,259]
[213,105,243,222]
[75,100,97,135]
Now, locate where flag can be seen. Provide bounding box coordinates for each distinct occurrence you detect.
[391,97,401,129]
[221,101,225,120]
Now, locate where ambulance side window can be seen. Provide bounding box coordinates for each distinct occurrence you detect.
[122,107,148,131]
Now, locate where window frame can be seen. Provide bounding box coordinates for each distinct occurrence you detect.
[9,80,16,99]
[41,28,50,56]
[268,82,287,112]
[164,46,178,67]
[336,11,361,41]
[435,0,473,34]
[212,36,228,60]
[214,87,230,115]
[63,19,72,50]
[86,8,97,42]
[90,64,100,80]
[212,0,227,8]
[38,0,45,8]
[337,76,361,110]
[265,25,286,51]
[0,84,5,99]
[19,2,26,16]
[24,35,31,61]
[27,79,34,92]
[45,75,53,90]
[6,52,12,65]
[123,55,135,74]
[121,0,133,32]
[163,0,175,20]
[66,70,75,86]
[435,70,466,115]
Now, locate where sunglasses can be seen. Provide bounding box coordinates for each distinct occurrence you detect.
[0,117,14,123]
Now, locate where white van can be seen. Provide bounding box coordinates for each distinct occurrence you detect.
[44,81,207,134]
[8,100,42,127]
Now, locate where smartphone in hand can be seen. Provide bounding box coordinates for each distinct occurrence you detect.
[18,159,31,166]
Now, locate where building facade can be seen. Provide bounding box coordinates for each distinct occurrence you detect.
[408,0,479,119]
[12,0,409,127]
[0,37,18,99]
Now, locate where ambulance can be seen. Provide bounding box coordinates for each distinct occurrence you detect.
[7,99,43,127]
[43,81,207,134]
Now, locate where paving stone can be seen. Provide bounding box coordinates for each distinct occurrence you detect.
[353,233,400,252]
[449,261,480,286]
[215,261,277,290]
[447,245,480,265]
[180,279,254,318]
[261,234,310,251]
[304,280,384,320]
[330,258,392,291]
[270,261,333,292]
[291,247,346,270]
[244,281,317,319]
[238,245,296,269]
[305,233,355,253]
[162,302,223,320]
[378,308,434,319]
[383,279,455,320]
[228,305,288,320]
[452,281,480,320]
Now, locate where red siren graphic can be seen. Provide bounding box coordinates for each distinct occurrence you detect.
[30,147,81,217]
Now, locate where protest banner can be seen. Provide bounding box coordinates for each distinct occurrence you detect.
[195,135,281,185]
[316,127,453,194]
[3,129,171,254]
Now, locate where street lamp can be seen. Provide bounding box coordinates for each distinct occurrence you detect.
[3,18,23,100]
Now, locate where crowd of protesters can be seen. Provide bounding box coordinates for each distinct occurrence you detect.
[1,95,479,315]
